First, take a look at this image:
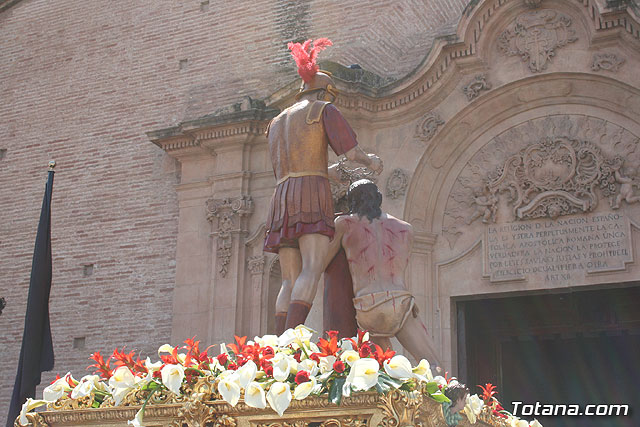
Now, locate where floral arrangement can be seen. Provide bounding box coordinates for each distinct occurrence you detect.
[18,326,541,427]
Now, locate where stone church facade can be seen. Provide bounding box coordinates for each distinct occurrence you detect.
[2,0,639,420]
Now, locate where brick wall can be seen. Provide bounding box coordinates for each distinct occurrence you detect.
[0,0,466,417]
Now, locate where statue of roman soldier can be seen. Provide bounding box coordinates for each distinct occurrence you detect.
[264,38,383,334]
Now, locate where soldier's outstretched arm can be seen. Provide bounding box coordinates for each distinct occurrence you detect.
[344,146,383,173]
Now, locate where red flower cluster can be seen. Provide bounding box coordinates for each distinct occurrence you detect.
[478,383,507,418]
[222,335,275,375]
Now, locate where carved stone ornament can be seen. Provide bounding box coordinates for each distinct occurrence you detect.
[248,255,266,275]
[463,74,492,101]
[443,115,640,249]
[415,112,444,142]
[498,9,577,73]
[486,136,622,220]
[386,169,409,199]
[330,157,378,213]
[591,52,625,72]
[206,196,253,277]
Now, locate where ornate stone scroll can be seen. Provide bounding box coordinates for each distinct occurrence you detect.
[247,255,266,275]
[486,136,619,220]
[498,9,577,73]
[206,196,253,277]
[415,112,444,142]
[462,74,491,101]
[591,52,625,72]
[443,115,640,249]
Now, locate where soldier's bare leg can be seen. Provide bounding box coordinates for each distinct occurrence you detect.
[275,247,302,334]
[395,314,442,369]
[285,233,330,329]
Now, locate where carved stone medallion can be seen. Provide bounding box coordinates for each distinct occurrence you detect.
[498,9,577,73]
[386,169,409,199]
[462,74,491,101]
[591,52,625,72]
[415,112,444,142]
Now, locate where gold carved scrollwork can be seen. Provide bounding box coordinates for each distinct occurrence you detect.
[14,413,49,427]
[319,417,370,427]
[377,389,425,427]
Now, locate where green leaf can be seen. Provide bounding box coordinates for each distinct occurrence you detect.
[329,377,346,405]
[429,391,451,403]
[425,381,440,394]
[378,373,404,390]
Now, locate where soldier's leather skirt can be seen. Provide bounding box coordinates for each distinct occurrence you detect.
[263,175,335,253]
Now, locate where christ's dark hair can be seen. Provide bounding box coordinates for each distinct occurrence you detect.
[348,179,382,221]
[443,382,469,404]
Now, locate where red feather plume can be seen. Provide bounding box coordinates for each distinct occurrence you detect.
[287,38,333,83]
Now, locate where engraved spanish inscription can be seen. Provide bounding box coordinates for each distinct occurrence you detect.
[485,212,632,283]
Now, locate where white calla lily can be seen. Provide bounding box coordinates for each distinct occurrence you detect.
[298,359,318,376]
[161,364,185,395]
[71,374,102,399]
[19,398,47,426]
[266,381,292,416]
[412,359,433,381]
[432,375,448,388]
[278,325,314,348]
[43,373,72,402]
[157,344,174,357]
[346,358,379,391]
[383,355,413,380]
[318,355,337,374]
[254,334,279,348]
[293,376,317,400]
[236,360,258,389]
[272,353,293,382]
[530,419,543,427]
[218,376,241,406]
[145,357,163,372]
[244,381,267,409]
[464,394,484,424]
[127,407,144,427]
[509,418,529,427]
[340,350,360,366]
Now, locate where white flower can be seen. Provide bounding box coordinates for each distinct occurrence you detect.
[267,381,292,416]
[19,398,47,426]
[145,357,163,372]
[278,325,314,348]
[432,375,447,388]
[530,420,543,427]
[127,407,144,427]
[318,355,337,374]
[236,360,258,389]
[293,376,317,400]
[254,334,279,348]
[71,375,102,399]
[346,358,379,391]
[244,381,267,409]
[340,350,360,366]
[383,355,413,380]
[509,418,529,427]
[108,366,137,405]
[298,359,318,377]
[157,344,174,357]
[43,373,72,402]
[161,364,185,395]
[412,359,433,381]
[272,353,294,382]
[218,376,241,406]
[464,394,484,424]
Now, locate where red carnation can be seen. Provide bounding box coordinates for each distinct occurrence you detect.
[295,370,311,384]
[216,353,228,366]
[359,344,371,358]
[264,364,274,377]
[227,362,238,370]
[333,360,345,373]
[261,346,275,357]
